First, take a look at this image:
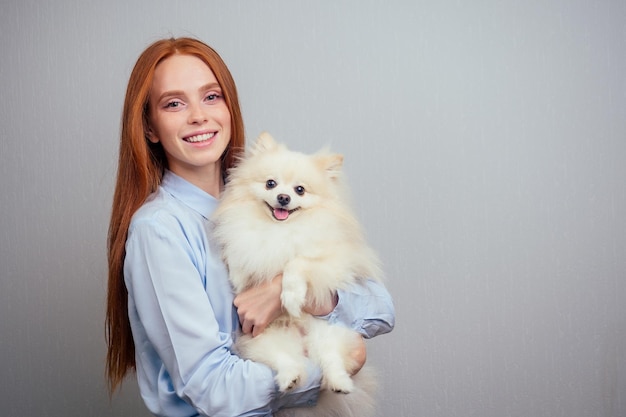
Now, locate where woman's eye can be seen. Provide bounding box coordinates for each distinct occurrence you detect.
[294,186,305,195]
[205,93,222,102]
[266,179,277,189]
[164,100,182,109]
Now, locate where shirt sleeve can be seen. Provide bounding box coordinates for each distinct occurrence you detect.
[322,278,396,339]
[125,214,320,416]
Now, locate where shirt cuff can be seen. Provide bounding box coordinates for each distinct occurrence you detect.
[320,279,396,339]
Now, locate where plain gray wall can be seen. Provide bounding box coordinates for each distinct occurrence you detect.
[1,1,625,416]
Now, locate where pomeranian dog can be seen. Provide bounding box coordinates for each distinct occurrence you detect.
[211,132,383,417]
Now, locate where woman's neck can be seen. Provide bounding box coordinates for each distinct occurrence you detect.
[170,164,223,198]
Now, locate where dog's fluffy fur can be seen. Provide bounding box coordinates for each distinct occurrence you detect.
[212,132,382,416]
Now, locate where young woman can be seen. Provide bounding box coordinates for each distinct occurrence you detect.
[106,37,395,417]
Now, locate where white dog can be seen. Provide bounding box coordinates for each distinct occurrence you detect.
[212,133,383,416]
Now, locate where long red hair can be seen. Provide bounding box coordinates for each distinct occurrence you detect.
[105,37,245,393]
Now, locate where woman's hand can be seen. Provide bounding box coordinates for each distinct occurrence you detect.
[234,275,283,337]
[234,276,340,336]
[349,335,367,375]
[235,275,366,373]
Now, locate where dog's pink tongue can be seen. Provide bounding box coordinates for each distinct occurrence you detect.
[273,208,289,220]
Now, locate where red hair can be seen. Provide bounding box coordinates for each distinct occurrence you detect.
[105,37,245,393]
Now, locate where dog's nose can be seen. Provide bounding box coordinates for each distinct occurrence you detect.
[277,194,291,206]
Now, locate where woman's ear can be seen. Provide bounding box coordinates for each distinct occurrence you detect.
[146,128,159,144]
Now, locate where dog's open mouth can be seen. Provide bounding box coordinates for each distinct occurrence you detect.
[266,203,300,221]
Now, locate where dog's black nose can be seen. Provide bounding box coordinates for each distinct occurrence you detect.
[277,194,291,206]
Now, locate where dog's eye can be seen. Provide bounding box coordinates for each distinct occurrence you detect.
[266,179,277,189]
[294,185,305,195]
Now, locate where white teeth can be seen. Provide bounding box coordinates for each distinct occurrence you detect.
[186,132,215,143]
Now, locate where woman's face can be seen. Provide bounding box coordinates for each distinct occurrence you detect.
[147,54,231,184]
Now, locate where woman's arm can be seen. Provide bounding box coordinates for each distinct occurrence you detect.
[126,216,320,416]
[326,278,396,339]
[235,276,395,339]
[307,278,394,374]
[235,276,395,376]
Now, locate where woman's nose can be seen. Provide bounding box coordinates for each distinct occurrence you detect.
[188,104,208,124]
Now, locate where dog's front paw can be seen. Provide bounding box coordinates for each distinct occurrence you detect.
[323,372,354,394]
[281,276,307,317]
[275,368,303,392]
[281,293,304,318]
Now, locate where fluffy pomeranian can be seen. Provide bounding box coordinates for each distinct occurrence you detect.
[211,132,383,417]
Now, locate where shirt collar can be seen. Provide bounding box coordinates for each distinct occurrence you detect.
[160,170,219,219]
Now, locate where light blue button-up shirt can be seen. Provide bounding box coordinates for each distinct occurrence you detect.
[124,171,395,417]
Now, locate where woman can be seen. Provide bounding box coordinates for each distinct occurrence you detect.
[106,37,395,417]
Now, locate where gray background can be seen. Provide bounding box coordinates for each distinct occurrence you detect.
[1,1,625,416]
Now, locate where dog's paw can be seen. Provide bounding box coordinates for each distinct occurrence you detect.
[276,369,302,392]
[280,278,307,317]
[323,372,354,394]
[281,292,304,317]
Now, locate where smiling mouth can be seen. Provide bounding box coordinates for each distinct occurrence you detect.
[266,202,300,221]
[184,132,215,143]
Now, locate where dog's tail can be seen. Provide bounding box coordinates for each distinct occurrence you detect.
[275,365,378,417]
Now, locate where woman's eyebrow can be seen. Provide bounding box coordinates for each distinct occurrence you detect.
[199,82,221,92]
[156,90,184,103]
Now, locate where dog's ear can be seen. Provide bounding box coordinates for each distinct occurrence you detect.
[250,132,279,155]
[315,153,344,180]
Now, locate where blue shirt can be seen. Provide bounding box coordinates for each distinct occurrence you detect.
[124,171,395,417]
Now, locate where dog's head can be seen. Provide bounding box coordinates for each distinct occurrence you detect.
[230,132,344,222]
